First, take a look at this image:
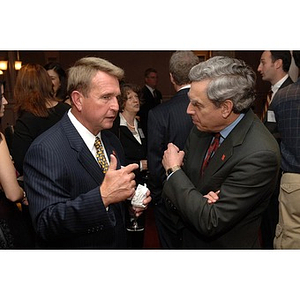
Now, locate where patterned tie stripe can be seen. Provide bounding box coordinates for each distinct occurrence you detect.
[201,133,221,175]
[261,89,273,121]
[94,136,109,173]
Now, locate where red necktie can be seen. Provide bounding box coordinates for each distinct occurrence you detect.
[201,133,221,175]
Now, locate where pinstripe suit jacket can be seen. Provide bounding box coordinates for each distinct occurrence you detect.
[23,113,127,249]
[163,109,281,248]
[147,87,193,203]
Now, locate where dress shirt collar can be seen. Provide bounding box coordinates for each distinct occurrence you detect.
[119,112,138,129]
[271,74,289,96]
[219,113,245,143]
[67,109,104,155]
[146,84,155,96]
[119,113,141,144]
[178,84,191,91]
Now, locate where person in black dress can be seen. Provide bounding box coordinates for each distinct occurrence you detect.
[0,80,31,248]
[110,83,148,248]
[11,63,70,177]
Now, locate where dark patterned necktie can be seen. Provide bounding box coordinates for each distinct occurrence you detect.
[94,136,109,173]
[261,89,273,121]
[201,133,221,175]
[153,89,157,99]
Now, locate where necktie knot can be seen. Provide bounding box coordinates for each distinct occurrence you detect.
[94,136,109,173]
[268,89,273,101]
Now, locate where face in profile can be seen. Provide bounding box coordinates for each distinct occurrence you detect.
[47,69,61,95]
[75,71,120,135]
[187,79,223,133]
[257,51,276,83]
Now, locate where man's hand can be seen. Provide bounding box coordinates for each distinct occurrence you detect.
[205,190,220,204]
[162,143,185,171]
[100,154,139,207]
[132,189,152,217]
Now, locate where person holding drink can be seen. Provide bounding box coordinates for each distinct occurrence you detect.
[110,83,148,248]
[23,57,151,249]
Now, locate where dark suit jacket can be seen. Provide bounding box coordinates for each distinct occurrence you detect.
[264,76,294,142]
[23,113,127,249]
[163,109,281,249]
[147,87,193,203]
[110,114,148,185]
[138,86,162,137]
[12,102,70,175]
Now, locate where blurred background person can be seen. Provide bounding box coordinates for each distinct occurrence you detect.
[272,51,300,249]
[0,80,33,248]
[257,51,293,248]
[11,63,70,177]
[44,62,70,104]
[147,51,199,248]
[110,83,148,248]
[138,68,162,137]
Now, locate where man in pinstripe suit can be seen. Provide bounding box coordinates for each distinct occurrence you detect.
[23,57,151,248]
[147,51,199,248]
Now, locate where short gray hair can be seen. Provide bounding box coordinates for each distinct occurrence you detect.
[169,51,199,85]
[67,57,124,97]
[189,56,256,113]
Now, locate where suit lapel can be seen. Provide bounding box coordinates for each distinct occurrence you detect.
[62,115,105,183]
[200,110,255,183]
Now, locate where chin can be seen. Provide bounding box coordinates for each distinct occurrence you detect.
[103,120,114,129]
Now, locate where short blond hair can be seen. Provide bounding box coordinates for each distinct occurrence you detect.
[67,57,124,97]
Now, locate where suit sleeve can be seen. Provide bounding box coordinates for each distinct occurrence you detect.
[147,109,167,202]
[163,150,279,237]
[23,143,116,243]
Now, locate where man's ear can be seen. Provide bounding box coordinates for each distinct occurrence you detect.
[220,99,233,118]
[274,58,283,70]
[169,73,175,85]
[71,91,83,111]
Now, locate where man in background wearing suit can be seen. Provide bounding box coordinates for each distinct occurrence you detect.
[138,68,162,137]
[272,51,300,249]
[162,56,280,248]
[257,50,293,248]
[23,57,151,248]
[147,51,199,248]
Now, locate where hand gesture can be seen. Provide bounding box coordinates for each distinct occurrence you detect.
[100,154,138,207]
[162,143,185,171]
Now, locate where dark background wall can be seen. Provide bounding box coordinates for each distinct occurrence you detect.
[0,50,269,129]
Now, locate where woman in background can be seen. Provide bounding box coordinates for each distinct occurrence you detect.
[0,81,25,203]
[0,81,31,248]
[110,83,148,248]
[111,83,148,184]
[44,62,71,104]
[11,63,70,176]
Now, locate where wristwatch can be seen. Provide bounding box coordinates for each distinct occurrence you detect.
[166,165,181,176]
